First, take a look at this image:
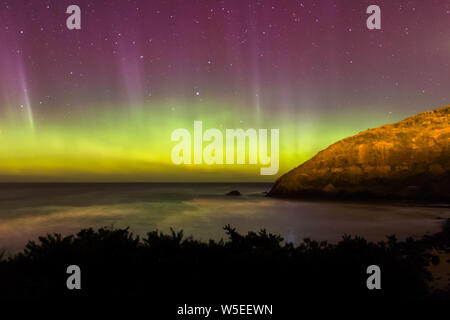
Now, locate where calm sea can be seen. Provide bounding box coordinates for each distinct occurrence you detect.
[0,183,448,252]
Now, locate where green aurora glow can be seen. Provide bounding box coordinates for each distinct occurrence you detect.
[0,99,403,182]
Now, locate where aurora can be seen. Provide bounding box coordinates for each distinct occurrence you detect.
[0,0,449,182]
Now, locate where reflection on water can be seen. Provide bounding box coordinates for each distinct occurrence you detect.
[0,183,449,252]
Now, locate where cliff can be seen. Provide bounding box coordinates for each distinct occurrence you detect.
[268,106,450,201]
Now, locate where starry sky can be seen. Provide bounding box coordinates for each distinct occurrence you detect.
[0,0,449,182]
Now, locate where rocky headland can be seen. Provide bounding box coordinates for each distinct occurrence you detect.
[269,106,450,201]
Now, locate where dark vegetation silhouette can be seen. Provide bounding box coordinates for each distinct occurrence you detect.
[0,219,448,301]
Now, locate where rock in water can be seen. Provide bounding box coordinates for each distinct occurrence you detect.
[268,106,450,201]
[226,190,241,196]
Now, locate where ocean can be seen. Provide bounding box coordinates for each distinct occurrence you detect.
[0,183,448,253]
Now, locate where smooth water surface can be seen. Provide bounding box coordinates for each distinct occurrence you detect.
[0,183,448,252]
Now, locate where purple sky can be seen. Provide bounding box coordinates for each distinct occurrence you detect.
[1,0,449,115]
[0,0,449,181]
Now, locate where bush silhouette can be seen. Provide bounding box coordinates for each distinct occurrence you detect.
[0,220,448,301]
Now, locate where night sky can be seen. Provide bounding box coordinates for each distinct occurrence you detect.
[0,0,449,182]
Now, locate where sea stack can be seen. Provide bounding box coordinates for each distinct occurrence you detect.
[226,190,242,196]
[268,106,450,201]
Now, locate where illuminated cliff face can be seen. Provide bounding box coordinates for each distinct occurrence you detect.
[269,106,450,200]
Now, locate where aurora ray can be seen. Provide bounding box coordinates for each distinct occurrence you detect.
[0,0,449,182]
